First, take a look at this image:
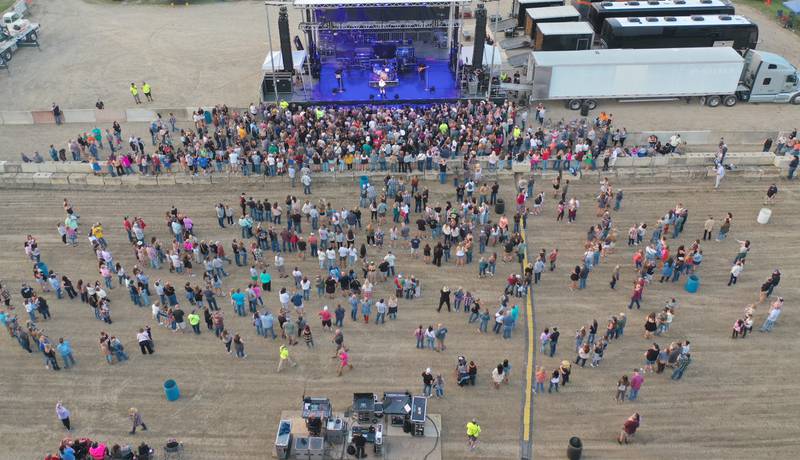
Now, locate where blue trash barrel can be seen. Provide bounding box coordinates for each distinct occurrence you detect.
[684,275,699,293]
[163,379,180,401]
[359,176,369,188]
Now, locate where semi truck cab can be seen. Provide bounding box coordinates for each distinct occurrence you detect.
[738,50,800,104]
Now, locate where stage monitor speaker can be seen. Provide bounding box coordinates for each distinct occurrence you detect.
[473,4,487,68]
[262,75,293,96]
[278,6,294,72]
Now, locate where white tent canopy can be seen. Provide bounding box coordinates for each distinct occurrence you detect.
[262,50,308,73]
[460,45,505,67]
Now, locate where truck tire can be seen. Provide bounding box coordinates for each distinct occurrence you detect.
[723,95,737,107]
[585,99,598,110]
[706,95,721,107]
[28,32,38,42]
[568,99,583,110]
[791,95,800,105]
[1,50,10,62]
[699,96,706,106]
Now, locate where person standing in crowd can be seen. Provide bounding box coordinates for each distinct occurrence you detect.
[56,402,71,431]
[618,413,640,444]
[466,418,481,451]
[129,408,147,435]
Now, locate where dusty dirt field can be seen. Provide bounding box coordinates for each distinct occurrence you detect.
[0,179,524,459]
[0,0,798,133]
[0,174,798,459]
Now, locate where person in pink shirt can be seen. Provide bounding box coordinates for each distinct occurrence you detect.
[629,369,644,401]
[88,442,108,460]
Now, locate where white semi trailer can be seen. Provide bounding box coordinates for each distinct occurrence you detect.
[526,47,800,109]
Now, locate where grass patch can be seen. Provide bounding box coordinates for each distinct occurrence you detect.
[0,0,16,14]
[737,0,800,34]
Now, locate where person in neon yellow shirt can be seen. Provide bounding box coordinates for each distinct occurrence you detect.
[187,310,201,334]
[277,345,297,372]
[466,419,481,450]
[142,82,153,102]
[130,83,141,104]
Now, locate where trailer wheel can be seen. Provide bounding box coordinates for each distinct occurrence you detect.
[568,99,582,110]
[723,95,737,107]
[699,96,706,106]
[585,99,598,110]
[706,95,721,107]
[1,50,10,62]
[28,32,38,42]
[791,95,800,105]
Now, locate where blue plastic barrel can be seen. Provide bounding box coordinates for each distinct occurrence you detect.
[684,275,699,293]
[359,176,369,188]
[163,379,180,401]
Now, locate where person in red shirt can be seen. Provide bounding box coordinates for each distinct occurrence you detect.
[628,282,642,310]
[319,305,332,331]
[618,413,640,444]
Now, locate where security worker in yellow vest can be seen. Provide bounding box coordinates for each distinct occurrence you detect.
[142,82,153,102]
[466,419,481,451]
[130,83,141,104]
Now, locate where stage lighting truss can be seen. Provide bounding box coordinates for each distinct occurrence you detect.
[299,20,454,31]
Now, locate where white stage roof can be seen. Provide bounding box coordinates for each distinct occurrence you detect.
[460,45,505,67]
[262,50,308,73]
[293,0,470,6]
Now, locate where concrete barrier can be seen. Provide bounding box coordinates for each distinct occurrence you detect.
[53,162,91,173]
[68,174,88,185]
[0,161,21,173]
[86,175,105,185]
[0,173,18,184]
[63,109,97,124]
[192,175,212,184]
[119,175,140,186]
[157,175,176,186]
[0,110,35,125]
[139,175,158,186]
[103,176,122,186]
[19,163,42,173]
[32,110,56,124]
[174,175,193,185]
[50,173,70,185]
[15,173,34,184]
[32,172,53,184]
[95,109,127,123]
[125,108,158,122]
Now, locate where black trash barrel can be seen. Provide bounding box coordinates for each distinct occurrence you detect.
[580,102,590,117]
[567,436,582,460]
[495,198,505,215]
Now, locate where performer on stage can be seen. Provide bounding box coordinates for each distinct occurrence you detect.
[378,78,387,98]
[417,63,427,81]
[335,68,344,92]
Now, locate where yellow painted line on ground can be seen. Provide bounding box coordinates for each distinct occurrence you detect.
[521,229,534,445]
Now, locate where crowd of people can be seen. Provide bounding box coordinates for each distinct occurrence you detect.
[1,102,793,458]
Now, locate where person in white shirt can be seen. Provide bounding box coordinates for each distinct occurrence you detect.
[715,163,726,189]
[728,261,744,286]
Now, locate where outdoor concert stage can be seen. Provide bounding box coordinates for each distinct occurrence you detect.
[261,0,473,104]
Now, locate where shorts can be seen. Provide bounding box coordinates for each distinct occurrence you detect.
[322,319,331,327]
[177,322,187,329]
[468,435,477,441]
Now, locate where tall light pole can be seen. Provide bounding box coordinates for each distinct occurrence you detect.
[485,0,500,100]
[265,1,279,103]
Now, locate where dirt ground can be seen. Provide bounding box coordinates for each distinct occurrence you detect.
[0,174,798,459]
[0,179,523,459]
[0,0,798,133]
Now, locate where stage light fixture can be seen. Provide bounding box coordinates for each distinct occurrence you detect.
[430,86,436,92]
[369,95,375,101]
[394,94,400,100]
